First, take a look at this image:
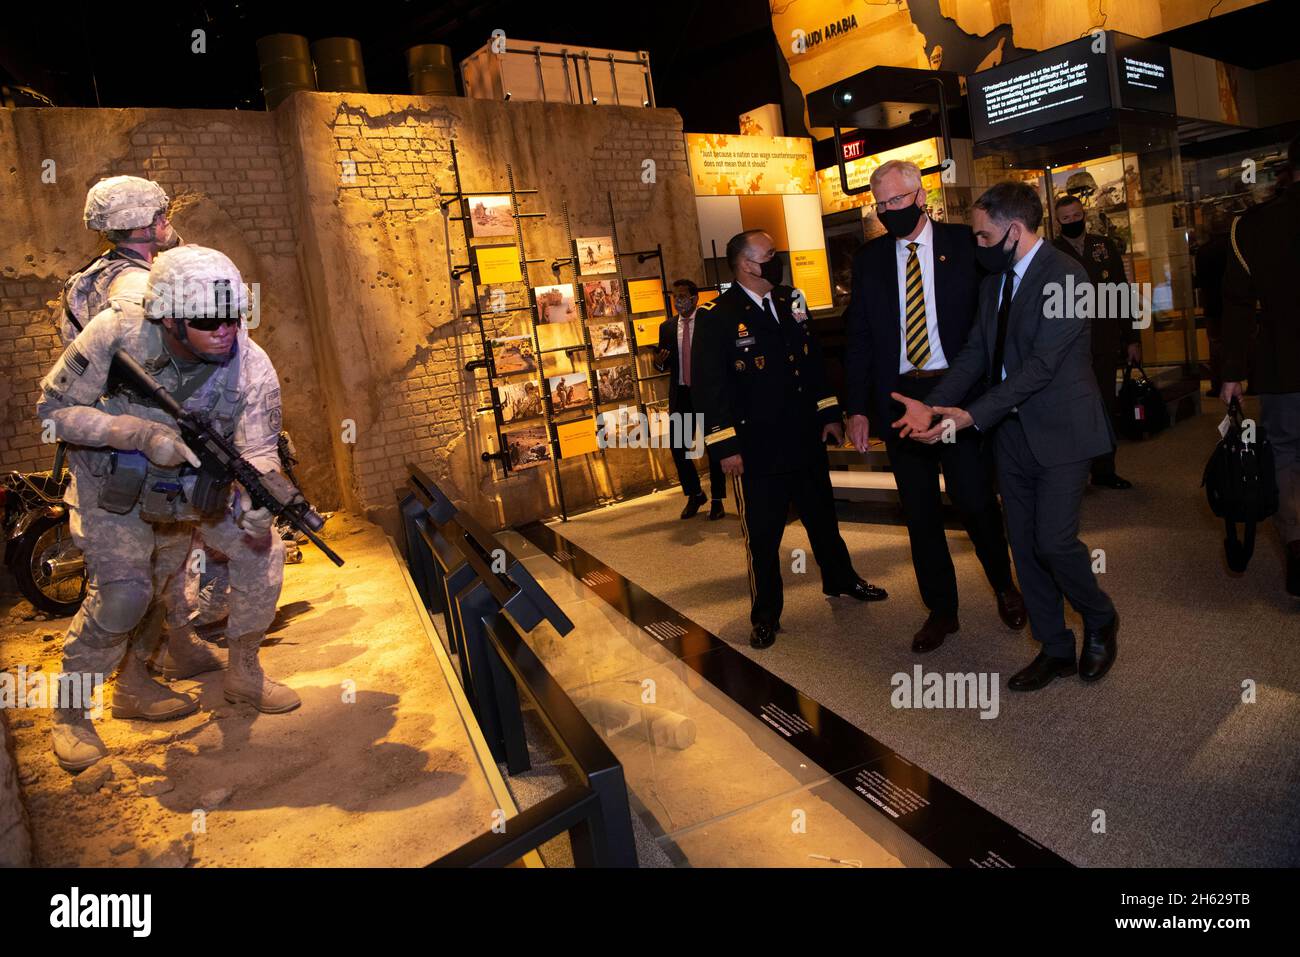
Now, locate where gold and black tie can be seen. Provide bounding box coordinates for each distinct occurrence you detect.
[904,241,930,369]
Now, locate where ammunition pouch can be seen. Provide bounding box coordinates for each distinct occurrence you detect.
[98,450,232,522]
[98,450,149,514]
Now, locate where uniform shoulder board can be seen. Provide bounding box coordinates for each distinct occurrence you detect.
[697,299,717,311]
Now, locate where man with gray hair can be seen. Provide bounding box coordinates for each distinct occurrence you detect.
[893,182,1119,691]
[844,159,1023,654]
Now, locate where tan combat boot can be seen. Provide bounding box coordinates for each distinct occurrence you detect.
[159,624,224,679]
[223,632,300,713]
[111,646,199,721]
[51,707,108,772]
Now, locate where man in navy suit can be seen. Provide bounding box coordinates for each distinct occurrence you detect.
[843,160,1024,653]
[654,279,725,519]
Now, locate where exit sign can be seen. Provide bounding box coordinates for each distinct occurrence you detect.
[842,139,865,160]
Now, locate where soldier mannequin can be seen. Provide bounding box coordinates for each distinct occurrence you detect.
[42,246,299,772]
[1053,195,1141,489]
[59,176,222,683]
[691,230,887,649]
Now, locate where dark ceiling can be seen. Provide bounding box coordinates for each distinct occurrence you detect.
[0,0,786,132]
[1152,0,1291,69]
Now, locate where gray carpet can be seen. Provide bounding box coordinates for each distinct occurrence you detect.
[554,396,1300,867]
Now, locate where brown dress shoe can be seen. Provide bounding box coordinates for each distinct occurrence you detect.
[996,587,1027,630]
[912,613,959,653]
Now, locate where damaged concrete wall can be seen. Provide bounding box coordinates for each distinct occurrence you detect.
[0,108,339,507]
[278,92,700,533]
[0,94,703,533]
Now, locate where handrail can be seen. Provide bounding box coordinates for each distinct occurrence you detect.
[400,465,637,867]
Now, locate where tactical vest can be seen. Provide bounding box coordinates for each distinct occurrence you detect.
[59,248,149,342]
[89,330,246,523]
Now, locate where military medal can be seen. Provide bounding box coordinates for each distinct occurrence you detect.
[755,356,766,370]
[734,359,745,371]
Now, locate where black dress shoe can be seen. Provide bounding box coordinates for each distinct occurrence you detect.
[823,578,888,601]
[1079,612,1119,682]
[680,492,707,519]
[1008,651,1077,691]
[1091,473,1133,490]
[750,623,777,649]
[1286,541,1300,598]
[708,499,725,520]
[912,613,959,654]
[995,587,1027,630]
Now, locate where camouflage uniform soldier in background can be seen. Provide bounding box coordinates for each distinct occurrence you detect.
[60,175,181,341]
[41,245,299,772]
[59,175,222,683]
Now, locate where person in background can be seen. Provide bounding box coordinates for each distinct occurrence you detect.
[1194,208,1231,397]
[1221,135,1300,599]
[1053,194,1141,490]
[654,279,725,519]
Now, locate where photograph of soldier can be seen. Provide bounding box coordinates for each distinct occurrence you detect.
[591,321,630,357]
[497,380,543,423]
[489,334,537,374]
[466,194,514,238]
[596,363,636,403]
[503,424,551,470]
[583,280,624,318]
[535,284,581,351]
[548,372,591,411]
[41,246,299,773]
[576,236,616,275]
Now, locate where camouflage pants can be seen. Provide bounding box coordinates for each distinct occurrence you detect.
[60,501,284,681]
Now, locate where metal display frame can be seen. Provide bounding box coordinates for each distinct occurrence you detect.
[398,464,637,868]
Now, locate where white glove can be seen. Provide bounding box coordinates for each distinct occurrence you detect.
[236,487,274,536]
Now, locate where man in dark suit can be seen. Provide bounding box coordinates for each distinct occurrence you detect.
[894,182,1119,690]
[843,160,1024,654]
[692,230,887,649]
[1053,195,1141,489]
[1221,135,1300,598]
[654,278,725,519]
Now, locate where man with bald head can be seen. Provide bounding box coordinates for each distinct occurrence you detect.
[691,230,887,649]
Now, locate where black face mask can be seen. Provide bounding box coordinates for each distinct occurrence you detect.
[878,195,924,238]
[1059,219,1085,239]
[975,225,1017,273]
[753,255,784,287]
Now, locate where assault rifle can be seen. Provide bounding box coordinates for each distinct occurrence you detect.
[110,350,344,566]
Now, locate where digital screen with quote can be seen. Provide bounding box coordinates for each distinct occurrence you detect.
[969,36,1112,143]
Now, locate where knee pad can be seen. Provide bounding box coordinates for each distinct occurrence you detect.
[86,578,154,637]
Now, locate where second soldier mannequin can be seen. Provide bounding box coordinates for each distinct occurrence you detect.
[691,229,887,649]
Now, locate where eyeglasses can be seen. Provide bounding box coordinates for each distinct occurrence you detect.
[872,187,920,216]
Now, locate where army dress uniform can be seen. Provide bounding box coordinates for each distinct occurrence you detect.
[38,301,287,687]
[691,283,876,631]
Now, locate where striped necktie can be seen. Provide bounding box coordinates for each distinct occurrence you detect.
[904,241,931,369]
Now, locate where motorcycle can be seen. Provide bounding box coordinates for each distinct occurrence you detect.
[2,446,86,617]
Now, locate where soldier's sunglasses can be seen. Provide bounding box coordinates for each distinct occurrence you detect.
[187,315,241,332]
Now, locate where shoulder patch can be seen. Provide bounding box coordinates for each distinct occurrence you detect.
[63,344,88,377]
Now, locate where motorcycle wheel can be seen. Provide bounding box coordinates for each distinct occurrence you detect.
[12,512,86,617]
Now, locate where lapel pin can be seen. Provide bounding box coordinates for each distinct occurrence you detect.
[939,254,946,262]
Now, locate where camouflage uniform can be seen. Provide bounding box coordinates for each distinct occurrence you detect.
[58,175,212,680]
[42,247,295,771]
[40,304,286,684]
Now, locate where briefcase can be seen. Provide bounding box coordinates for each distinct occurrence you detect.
[1202,399,1279,573]
[1116,362,1170,439]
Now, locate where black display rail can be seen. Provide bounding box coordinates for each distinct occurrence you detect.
[399,463,638,868]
